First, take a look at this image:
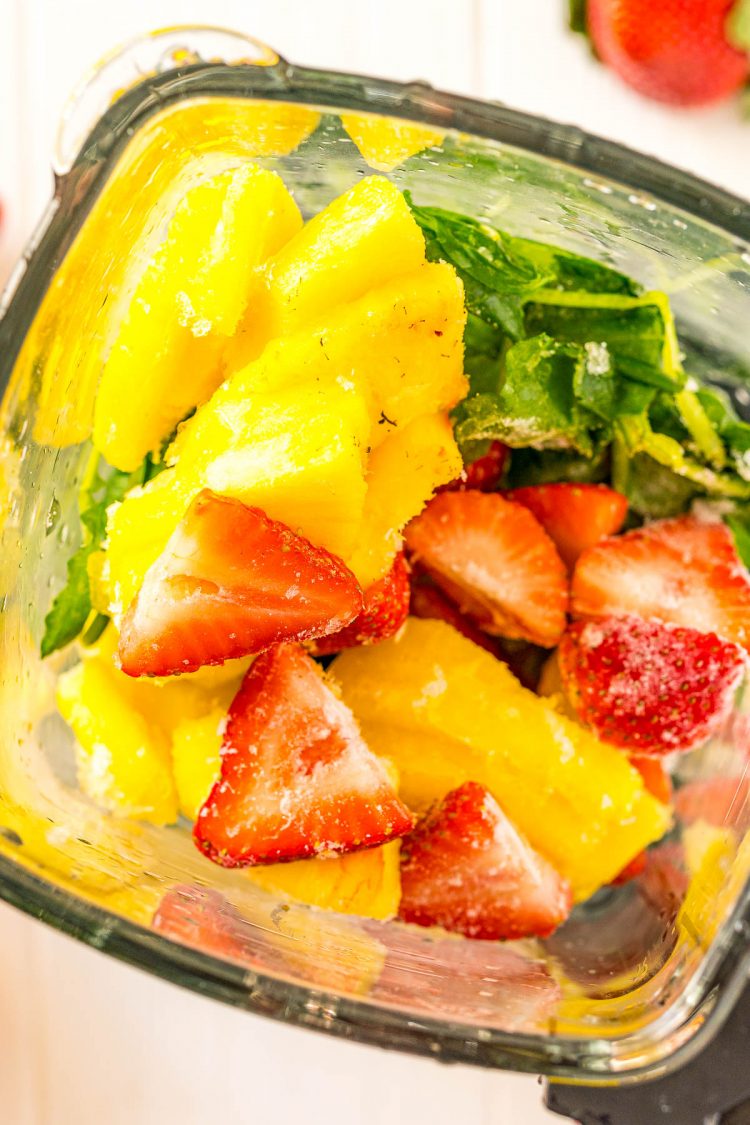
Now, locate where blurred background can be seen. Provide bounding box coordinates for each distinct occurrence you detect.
[0,2,747,1123]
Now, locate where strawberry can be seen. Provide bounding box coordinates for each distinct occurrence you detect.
[610,849,649,885]
[194,644,412,867]
[507,483,627,570]
[629,755,673,806]
[404,491,568,647]
[119,490,363,677]
[609,760,671,885]
[571,515,750,651]
[398,782,572,940]
[559,615,745,755]
[409,577,504,657]
[309,552,410,655]
[674,776,750,829]
[442,440,508,493]
[587,0,750,107]
[152,886,255,966]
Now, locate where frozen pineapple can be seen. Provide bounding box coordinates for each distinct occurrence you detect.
[346,413,463,588]
[57,659,178,826]
[248,842,401,920]
[227,176,427,368]
[332,618,671,899]
[94,165,302,471]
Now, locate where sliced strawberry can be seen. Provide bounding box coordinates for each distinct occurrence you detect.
[404,491,568,647]
[558,615,745,755]
[310,553,410,655]
[119,490,363,677]
[629,755,673,806]
[409,577,503,657]
[399,782,571,941]
[442,440,508,493]
[572,515,750,651]
[674,777,750,830]
[610,849,648,886]
[152,886,255,966]
[194,644,412,867]
[508,483,627,570]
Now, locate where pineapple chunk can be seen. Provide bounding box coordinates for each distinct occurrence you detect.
[341,113,444,172]
[332,618,671,899]
[93,164,302,471]
[23,100,318,450]
[171,708,225,821]
[105,375,371,617]
[56,659,178,825]
[207,262,466,443]
[346,413,463,588]
[255,175,426,340]
[248,842,401,920]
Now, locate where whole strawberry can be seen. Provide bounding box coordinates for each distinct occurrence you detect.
[587,0,750,106]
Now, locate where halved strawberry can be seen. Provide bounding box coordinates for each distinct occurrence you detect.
[442,440,508,493]
[409,577,503,657]
[310,552,410,655]
[398,782,572,940]
[194,643,413,867]
[404,491,568,647]
[629,755,673,806]
[572,515,750,651]
[558,616,745,755]
[508,483,627,570]
[119,490,363,677]
[610,850,648,886]
[674,776,750,830]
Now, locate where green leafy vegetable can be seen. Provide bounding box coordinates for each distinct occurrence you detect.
[454,335,603,456]
[40,451,165,658]
[726,510,750,568]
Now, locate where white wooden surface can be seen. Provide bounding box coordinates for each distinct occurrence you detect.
[0,3,747,1123]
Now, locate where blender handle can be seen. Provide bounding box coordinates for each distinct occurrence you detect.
[544,979,750,1124]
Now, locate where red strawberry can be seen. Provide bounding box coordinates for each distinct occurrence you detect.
[409,577,504,657]
[442,440,508,493]
[629,755,673,806]
[559,615,745,755]
[587,0,749,107]
[674,776,750,829]
[119,490,363,677]
[572,515,750,651]
[405,491,568,647]
[399,782,572,940]
[610,849,649,886]
[152,887,255,966]
[309,553,410,655]
[508,483,627,570]
[194,644,412,867]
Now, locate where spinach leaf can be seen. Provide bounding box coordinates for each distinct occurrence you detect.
[506,446,610,488]
[40,452,165,658]
[524,292,684,392]
[726,510,750,568]
[454,335,602,456]
[407,197,556,340]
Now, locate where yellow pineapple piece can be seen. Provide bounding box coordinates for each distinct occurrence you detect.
[103,472,192,619]
[332,618,671,899]
[251,175,426,343]
[56,659,178,826]
[342,113,444,172]
[358,722,468,814]
[171,708,225,821]
[346,413,462,588]
[21,100,318,450]
[248,841,401,921]
[93,164,302,471]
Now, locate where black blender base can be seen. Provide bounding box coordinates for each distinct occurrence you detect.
[544,982,750,1124]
